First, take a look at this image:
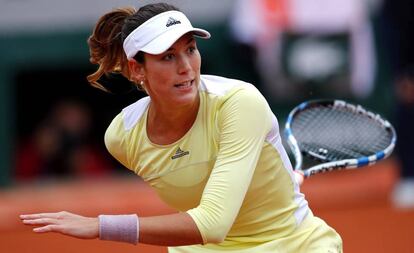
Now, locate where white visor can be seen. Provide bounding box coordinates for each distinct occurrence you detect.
[123,10,211,59]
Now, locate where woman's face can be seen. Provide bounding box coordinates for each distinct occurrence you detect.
[133,33,202,109]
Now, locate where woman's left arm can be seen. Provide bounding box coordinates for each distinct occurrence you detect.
[186,86,272,243]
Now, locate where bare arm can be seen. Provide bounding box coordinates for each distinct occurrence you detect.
[20,211,203,246]
[139,212,202,246]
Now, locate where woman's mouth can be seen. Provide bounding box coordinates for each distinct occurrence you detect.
[174,80,194,90]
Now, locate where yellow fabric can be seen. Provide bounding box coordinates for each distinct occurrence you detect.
[105,75,342,252]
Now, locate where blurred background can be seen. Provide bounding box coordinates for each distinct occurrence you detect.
[1,0,413,252]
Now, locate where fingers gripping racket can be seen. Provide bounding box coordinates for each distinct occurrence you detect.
[284,99,397,184]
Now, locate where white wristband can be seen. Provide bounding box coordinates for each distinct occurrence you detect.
[98,214,139,245]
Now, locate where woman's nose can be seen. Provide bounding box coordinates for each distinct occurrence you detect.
[177,55,192,74]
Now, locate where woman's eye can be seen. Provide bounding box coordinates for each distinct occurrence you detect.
[188,46,196,53]
[163,54,174,61]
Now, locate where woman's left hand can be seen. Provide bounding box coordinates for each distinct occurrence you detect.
[20,211,99,239]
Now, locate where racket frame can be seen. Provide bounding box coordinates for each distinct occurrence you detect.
[285,99,397,178]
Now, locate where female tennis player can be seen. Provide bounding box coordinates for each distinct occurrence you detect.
[20,3,342,252]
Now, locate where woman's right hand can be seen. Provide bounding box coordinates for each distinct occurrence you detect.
[20,211,99,239]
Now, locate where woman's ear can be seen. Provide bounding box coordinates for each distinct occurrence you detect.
[128,59,145,82]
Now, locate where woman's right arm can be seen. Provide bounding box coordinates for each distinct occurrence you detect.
[21,210,204,246]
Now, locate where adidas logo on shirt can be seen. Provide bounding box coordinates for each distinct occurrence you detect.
[166,17,181,27]
[171,147,190,159]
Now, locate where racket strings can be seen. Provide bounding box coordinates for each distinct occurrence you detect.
[292,106,393,161]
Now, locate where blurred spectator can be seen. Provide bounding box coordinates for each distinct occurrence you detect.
[229,0,378,102]
[378,0,414,208]
[15,99,113,182]
[391,67,414,208]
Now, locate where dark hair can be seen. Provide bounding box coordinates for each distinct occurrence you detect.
[87,3,179,92]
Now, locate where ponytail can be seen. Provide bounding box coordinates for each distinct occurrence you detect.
[86,7,135,92]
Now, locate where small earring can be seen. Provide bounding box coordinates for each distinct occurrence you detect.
[140,80,144,86]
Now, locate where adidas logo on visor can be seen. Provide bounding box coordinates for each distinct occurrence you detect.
[166,17,181,27]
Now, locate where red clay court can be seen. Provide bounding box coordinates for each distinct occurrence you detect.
[1,158,413,253]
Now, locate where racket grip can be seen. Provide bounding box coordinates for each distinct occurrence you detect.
[294,171,305,185]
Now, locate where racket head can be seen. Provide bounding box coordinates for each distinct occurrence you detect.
[285,99,397,177]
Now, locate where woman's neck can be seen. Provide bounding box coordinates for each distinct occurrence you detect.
[146,95,200,145]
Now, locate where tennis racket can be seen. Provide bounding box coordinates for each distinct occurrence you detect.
[284,99,396,184]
